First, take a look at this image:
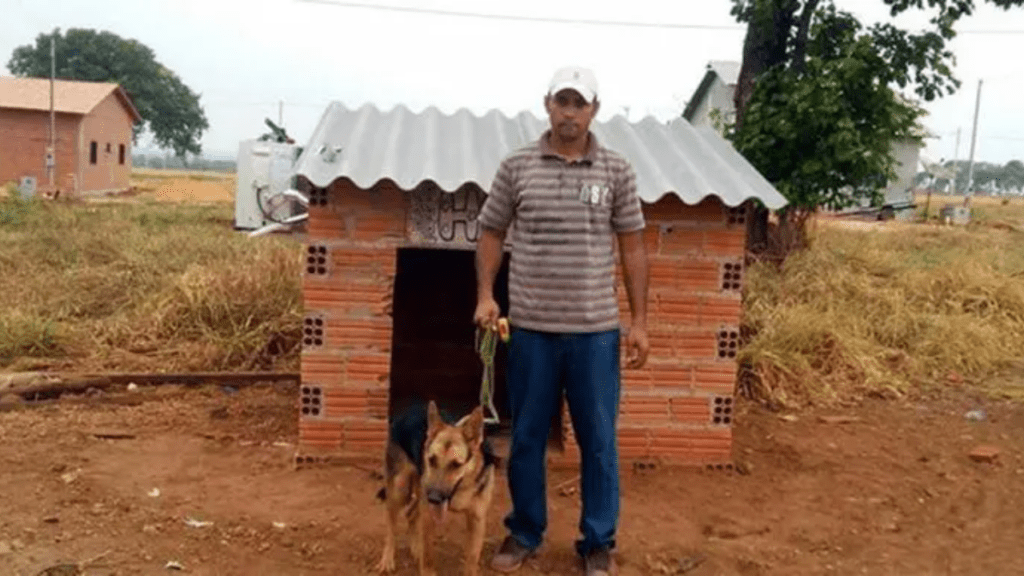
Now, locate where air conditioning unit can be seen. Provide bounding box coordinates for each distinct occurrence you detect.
[233,139,303,231]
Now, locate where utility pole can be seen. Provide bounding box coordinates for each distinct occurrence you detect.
[951,127,961,195]
[47,35,56,188]
[964,79,983,209]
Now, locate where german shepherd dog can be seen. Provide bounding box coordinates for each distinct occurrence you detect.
[375,400,499,575]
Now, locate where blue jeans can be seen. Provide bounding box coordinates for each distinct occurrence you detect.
[503,327,621,557]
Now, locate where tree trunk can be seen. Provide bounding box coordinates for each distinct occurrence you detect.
[791,0,821,74]
[734,0,798,129]
[735,1,806,261]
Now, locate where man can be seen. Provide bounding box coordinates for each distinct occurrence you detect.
[473,65,650,576]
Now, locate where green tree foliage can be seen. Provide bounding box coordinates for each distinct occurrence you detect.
[725,0,1024,249]
[8,28,209,159]
[918,159,1024,193]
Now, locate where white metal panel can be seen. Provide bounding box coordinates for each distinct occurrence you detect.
[292,102,788,210]
[234,139,302,230]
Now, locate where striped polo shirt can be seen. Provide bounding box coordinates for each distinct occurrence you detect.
[477,131,646,334]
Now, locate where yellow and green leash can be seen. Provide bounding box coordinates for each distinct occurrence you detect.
[476,318,510,426]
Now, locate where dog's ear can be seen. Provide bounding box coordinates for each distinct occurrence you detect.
[427,400,443,435]
[461,405,485,445]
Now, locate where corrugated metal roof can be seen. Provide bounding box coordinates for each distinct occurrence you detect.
[682,60,741,122]
[293,102,787,210]
[0,76,143,123]
[708,60,741,86]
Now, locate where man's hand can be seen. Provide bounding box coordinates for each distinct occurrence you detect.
[624,325,649,370]
[474,298,500,331]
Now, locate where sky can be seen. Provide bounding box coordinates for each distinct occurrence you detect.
[2,0,1023,166]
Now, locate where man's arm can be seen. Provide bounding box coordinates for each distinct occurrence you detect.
[618,230,649,332]
[476,226,506,305]
[474,157,516,329]
[609,158,649,368]
[618,229,649,369]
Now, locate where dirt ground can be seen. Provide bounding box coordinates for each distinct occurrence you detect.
[122,170,236,204]
[1,383,1022,576]
[148,180,234,204]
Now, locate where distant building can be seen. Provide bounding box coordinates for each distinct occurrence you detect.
[682,61,931,219]
[0,76,143,195]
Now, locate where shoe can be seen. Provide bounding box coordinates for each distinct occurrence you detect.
[583,546,617,576]
[490,535,535,573]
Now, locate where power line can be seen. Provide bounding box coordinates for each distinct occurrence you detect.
[294,0,744,30]
[295,0,1024,34]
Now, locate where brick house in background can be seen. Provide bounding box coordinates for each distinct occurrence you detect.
[290,102,787,469]
[0,76,143,196]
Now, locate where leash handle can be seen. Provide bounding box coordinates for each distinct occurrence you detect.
[476,321,506,425]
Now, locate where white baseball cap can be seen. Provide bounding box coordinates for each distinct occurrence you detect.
[547,66,599,104]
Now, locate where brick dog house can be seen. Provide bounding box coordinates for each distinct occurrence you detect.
[290,102,786,469]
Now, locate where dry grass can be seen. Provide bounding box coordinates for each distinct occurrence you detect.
[0,192,302,374]
[131,167,239,182]
[5,178,1024,409]
[741,201,1024,407]
[919,193,1024,224]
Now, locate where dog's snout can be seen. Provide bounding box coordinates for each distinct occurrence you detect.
[426,488,448,505]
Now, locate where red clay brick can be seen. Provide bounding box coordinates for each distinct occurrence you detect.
[617,434,652,448]
[328,246,397,275]
[308,186,407,241]
[618,445,651,459]
[651,364,692,390]
[329,181,407,210]
[300,353,345,386]
[651,433,732,451]
[345,353,392,384]
[701,296,742,326]
[675,259,722,292]
[656,295,701,325]
[299,421,344,443]
[644,195,726,225]
[345,420,389,444]
[620,395,671,420]
[307,218,348,238]
[621,368,653,391]
[644,328,717,361]
[617,427,651,443]
[300,352,345,372]
[682,198,727,224]
[367,389,389,418]
[324,318,392,351]
[669,397,711,422]
[694,363,738,394]
[659,228,703,256]
[299,439,346,450]
[302,285,392,313]
[704,228,746,256]
[677,332,719,360]
[646,332,676,359]
[648,447,732,464]
[346,439,386,453]
[322,388,371,418]
[643,197,688,222]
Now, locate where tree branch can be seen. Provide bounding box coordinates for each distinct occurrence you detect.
[734,0,800,128]
[791,0,821,73]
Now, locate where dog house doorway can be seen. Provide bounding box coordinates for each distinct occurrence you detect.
[388,247,563,447]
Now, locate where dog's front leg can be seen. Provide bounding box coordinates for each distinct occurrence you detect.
[462,511,486,576]
[415,501,437,576]
[375,494,402,573]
